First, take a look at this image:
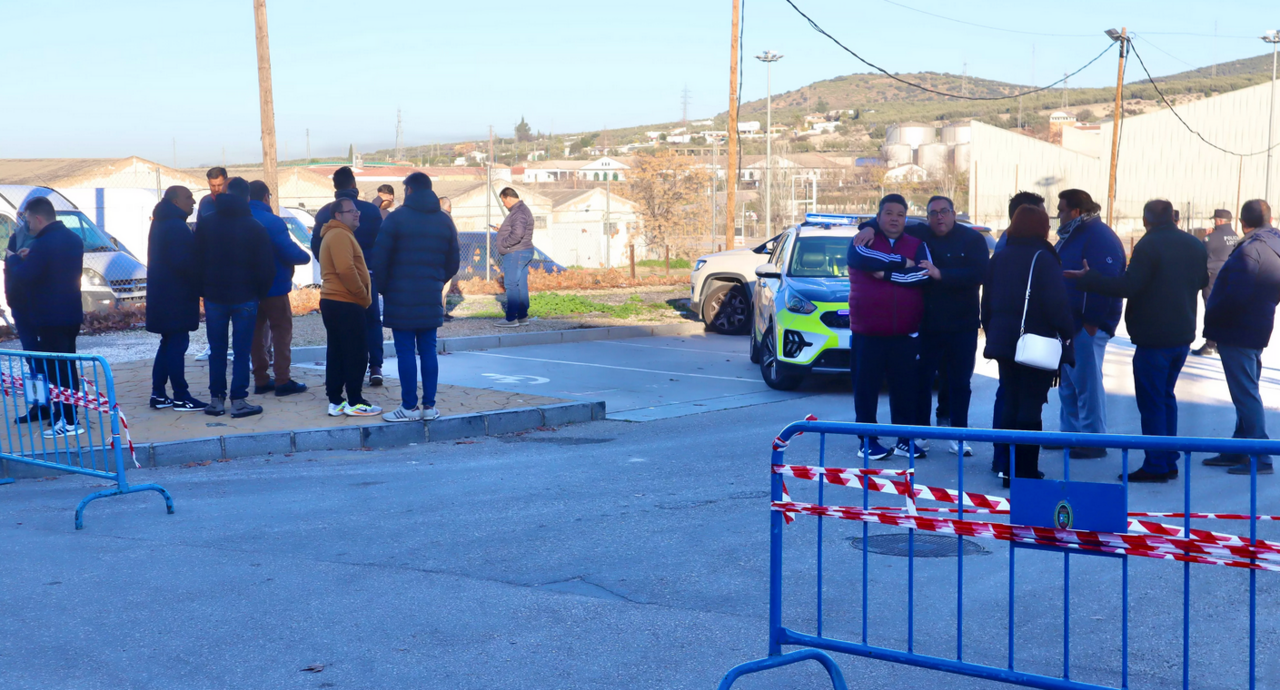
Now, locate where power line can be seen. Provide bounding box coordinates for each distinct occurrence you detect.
[785,0,1115,101]
[1129,32,1196,69]
[881,0,1094,37]
[1127,40,1280,157]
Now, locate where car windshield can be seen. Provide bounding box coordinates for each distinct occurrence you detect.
[54,211,116,252]
[283,217,311,247]
[788,236,850,278]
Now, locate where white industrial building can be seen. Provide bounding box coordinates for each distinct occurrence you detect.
[967,81,1280,237]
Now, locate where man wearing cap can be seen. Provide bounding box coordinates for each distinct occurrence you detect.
[1192,209,1239,357]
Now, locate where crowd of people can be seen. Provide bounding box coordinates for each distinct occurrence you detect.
[848,191,1280,486]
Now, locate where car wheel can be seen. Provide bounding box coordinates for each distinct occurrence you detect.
[760,326,803,391]
[748,329,761,364]
[702,283,751,335]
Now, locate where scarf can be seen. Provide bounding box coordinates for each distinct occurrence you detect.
[1056,212,1098,244]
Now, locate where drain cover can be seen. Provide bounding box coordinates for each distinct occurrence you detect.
[850,534,989,558]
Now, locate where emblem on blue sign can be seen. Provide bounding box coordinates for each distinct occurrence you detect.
[1055,501,1074,529]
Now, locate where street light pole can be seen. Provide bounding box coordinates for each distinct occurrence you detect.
[756,50,782,238]
[1263,30,1279,204]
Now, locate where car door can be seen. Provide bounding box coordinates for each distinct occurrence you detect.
[754,231,792,341]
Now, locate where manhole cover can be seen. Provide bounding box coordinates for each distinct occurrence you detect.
[849,534,989,558]
[729,490,769,500]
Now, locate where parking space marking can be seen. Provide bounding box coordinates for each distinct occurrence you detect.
[455,351,758,382]
[597,340,750,356]
[481,373,550,385]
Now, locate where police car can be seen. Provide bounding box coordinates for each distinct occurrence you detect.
[749,213,868,390]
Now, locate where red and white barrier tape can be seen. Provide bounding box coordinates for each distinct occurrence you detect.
[773,464,1010,512]
[772,414,819,451]
[1,371,138,469]
[1129,511,1280,521]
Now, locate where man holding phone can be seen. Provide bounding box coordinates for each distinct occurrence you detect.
[494,187,534,327]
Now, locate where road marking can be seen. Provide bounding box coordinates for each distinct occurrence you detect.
[598,340,749,357]
[482,373,550,385]
[456,351,758,382]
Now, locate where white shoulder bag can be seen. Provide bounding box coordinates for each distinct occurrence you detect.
[1014,251,1063,371]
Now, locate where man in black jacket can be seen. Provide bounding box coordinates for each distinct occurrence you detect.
[5,197,85,438]
[146,186,206,411]
[915,195,989,455]
[1201,200,1280,475]
[1192,209,1240,356]
[494,187,535,328]
[1067,199,1208,482]
[195,177,275,418]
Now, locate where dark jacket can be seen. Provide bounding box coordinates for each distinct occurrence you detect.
[1204,223,1239,289]
[1076,222,1208,349]
[1204,226,1280,349]
[496,200,534,255]
[1055,215,1126,335]
[368,188,461,331]
[310,189,382,258]
[4,223,37,316]
[5,221,84,329]
[145,200,201,333]
[846,220,931,336]
[981,236,1075,366]
[915,222,990,332]
[195,194,275,305]
[250,200,311,297]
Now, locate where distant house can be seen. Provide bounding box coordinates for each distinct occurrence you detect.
[883,163,928,183]
[579,156,632,182]
[737,121,761,133]
[804,113,828,124]
[665,134,693,144]
[811,121,838,134]
[523,157,630,183]
[690,119,714,127]
[740,153,848,183]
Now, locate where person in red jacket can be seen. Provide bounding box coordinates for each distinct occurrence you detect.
[846,194,931,460]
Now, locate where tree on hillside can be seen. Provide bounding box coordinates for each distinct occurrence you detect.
[619,149,712,257]
[515,117,533,142]
[815,97,830,114]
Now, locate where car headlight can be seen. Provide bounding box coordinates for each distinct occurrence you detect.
[694,259,707,271]
[785,294,816,314]
[81,268,107,289]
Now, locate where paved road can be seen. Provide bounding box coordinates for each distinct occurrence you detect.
[3,331,1279,689]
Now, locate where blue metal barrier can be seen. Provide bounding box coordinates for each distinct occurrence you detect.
[719,420,1279,690]
[0,350,173,529]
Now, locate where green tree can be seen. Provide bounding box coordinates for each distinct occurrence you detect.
[815,97,830,113]
[515,117,533,142]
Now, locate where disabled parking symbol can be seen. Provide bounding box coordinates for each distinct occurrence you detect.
[482,373,550,385]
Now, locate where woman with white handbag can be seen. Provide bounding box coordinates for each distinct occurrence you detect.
[980,205,1077,487]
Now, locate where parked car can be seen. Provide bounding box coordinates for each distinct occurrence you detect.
[0,185,147,316]
[748,215,858,390]
[456,231,565,279]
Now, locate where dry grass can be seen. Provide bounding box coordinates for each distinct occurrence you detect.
[456,268,687,295]
[290,288,321,316]
[82,303,147,335]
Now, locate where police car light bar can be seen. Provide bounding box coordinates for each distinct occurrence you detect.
[804,213,860,226]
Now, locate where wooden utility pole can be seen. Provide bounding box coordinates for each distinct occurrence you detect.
[726,0,740,251]
[253,0,279,212]
[1105,27,1127,228]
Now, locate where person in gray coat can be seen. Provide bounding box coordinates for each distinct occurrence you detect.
[1192,209,1240,356]
[494,187,535,327]
[368,172,460,422]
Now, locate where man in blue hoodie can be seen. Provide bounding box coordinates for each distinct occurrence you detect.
[248,181,311,398]
[1053,189,1125,457]
[311,166,384,385]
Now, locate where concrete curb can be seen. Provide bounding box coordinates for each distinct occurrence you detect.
[290,321,706,362]
[1,399,606,478]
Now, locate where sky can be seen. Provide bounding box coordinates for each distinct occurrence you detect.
[0,0,1276,167]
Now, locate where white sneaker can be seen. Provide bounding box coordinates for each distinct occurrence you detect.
[194,346,211,361]
[43,421,85,438]
[916,438,930,451]
[345,402,382,416]
[422,407,441,421]
[328,402,349,417]
[382,406,424,422]
[948,439,974,457]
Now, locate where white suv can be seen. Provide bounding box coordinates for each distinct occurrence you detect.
[689,235,780,334]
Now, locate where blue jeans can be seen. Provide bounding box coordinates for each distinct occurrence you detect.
[1132,345,1189,473]
[502,249,534,321]
[1059,327,1110,434]
[1219,345,1272,466]
[205,300,258,400]
[152,331,191,400]
[393,329,439,409]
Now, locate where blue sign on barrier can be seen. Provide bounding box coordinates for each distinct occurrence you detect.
[0,350,173,529]
[719,419,1277,690]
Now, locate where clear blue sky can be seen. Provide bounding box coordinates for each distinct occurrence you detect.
[0,0,1274,167]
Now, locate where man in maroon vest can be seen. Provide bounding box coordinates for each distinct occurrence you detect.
[846,194,931,460]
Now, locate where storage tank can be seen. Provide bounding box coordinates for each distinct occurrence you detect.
[885,122,937,149]
[881,143,913,167]
[940,121,972,145]
[952,142,971,171]
[916,142,950,173]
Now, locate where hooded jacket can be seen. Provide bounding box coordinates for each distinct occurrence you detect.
[4,221,84,329]
[319,219,372,308]
[1055,214,1126,335]
[145,199,200,333]
[311,188,382,257]
[1203,226,1280,349]
[249,200,312,297]
[368,188,461,331]
[846,218,930,336]
[195,194,275,305]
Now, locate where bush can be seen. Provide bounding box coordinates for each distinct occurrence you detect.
[635,258,692,269]
[455,267,687,295]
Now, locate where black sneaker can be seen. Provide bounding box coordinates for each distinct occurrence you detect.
[1228,463,1274,475]
[1191,344,1217,357]
[1070,447,1108,459]
[149,395,174,409]
[369,368,384,386]
[274,380,308,397]
[254,379,276,395]
[172,396,208,411]
[1121,468,1171,483]
[1203,454,1246,467]
[15,404,51,425]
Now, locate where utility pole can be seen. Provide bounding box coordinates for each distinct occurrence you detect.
[172,138,177,168]
[306,128,311,164]
[394,107,405,162]
[252,0,279,212]
[961,61,967,97]
[1063,72,1069,109]
[726,0,740,251]
[1263,30,1279,204]
[486,125,493,281]
[681,84,691,125]
[606,173,612,269]
[711,143,719,248]
[757,50,782,239]
[1105,28,1128,227]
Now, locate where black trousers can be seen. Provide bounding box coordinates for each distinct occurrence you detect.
[36,325,80,424]
[851,333,919,446]
[995,359,1056,478]
[320,299,368,406]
